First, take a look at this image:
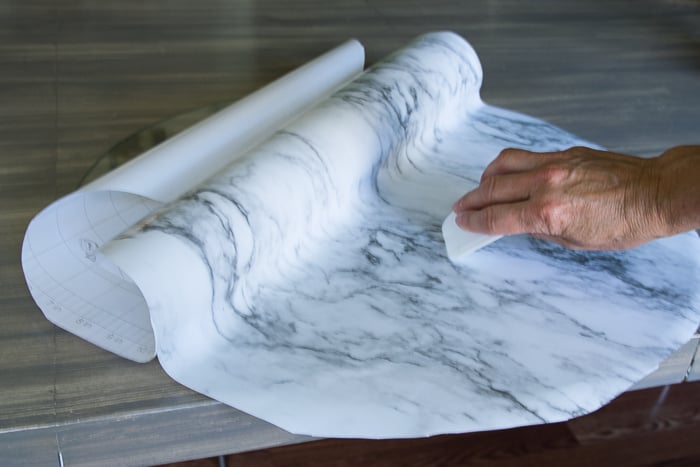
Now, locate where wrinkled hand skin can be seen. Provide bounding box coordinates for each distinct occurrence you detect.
[453,145,700,251]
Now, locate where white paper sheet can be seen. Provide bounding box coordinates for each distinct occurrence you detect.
[21,40,365,361]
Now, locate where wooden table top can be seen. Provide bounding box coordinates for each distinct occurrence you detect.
[1,1,699,465]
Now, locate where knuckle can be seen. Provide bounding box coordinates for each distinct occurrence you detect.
[481,176,499,199]
[562,145,604,161]
[533,199,567,236]
[484,208,500,233]
[499,147,519,158]
[564,145,585,155]
[659,145,694,158]
[483,149,516,179]
[500,147,528,164]
[562,146,588,158]
[538,164,571,186]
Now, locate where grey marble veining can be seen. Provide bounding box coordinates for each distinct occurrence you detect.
[105,32,700,438]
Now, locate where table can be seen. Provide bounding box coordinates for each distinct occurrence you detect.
[2,1,699,465]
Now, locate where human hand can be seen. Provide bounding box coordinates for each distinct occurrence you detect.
[452,146,700,250]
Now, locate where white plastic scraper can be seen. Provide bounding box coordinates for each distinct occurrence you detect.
[441,211,502,261]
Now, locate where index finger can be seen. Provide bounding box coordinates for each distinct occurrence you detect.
[482,148,563,181]
[452,171,533,212]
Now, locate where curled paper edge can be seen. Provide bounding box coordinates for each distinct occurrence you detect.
[21,40,365,361]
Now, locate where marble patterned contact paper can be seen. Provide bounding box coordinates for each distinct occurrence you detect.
[38,31,700,438]
[105,32,700,437]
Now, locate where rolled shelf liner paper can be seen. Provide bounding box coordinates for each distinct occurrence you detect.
[21,39,365,361]
[23,31,700,438]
